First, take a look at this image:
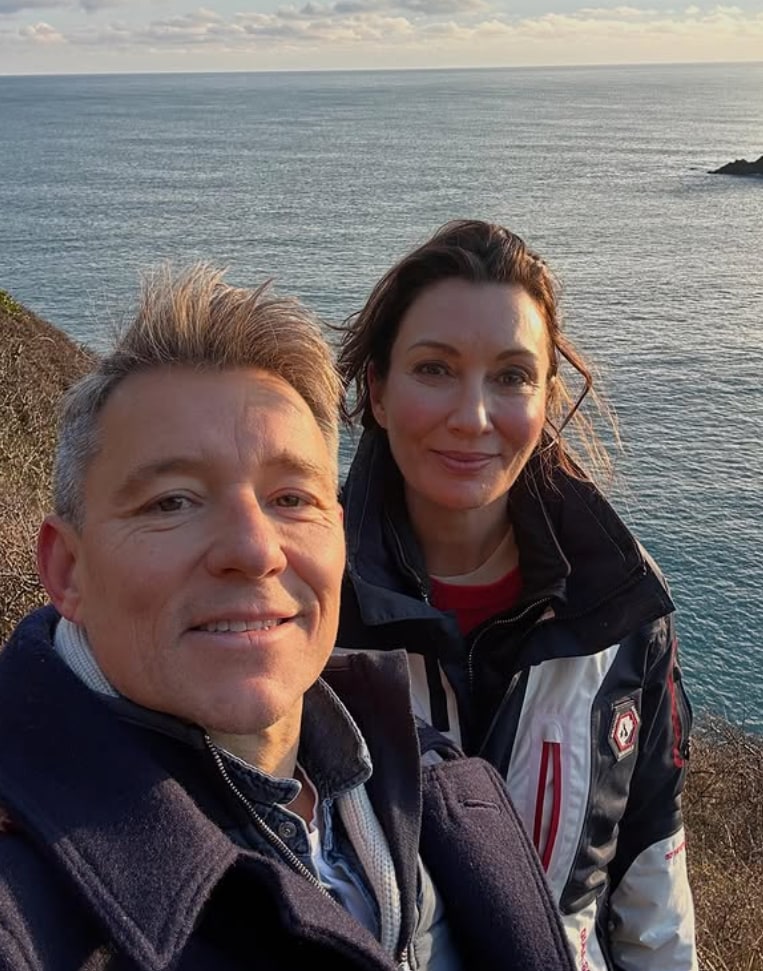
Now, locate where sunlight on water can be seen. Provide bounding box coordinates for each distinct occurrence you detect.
[1,63,761,730]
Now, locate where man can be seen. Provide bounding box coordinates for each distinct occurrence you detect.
[0,264,574,970]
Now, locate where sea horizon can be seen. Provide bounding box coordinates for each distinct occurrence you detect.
[4,58,763,79]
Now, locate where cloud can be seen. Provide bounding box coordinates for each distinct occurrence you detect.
[18,18,64,39]
[3,2,763,68]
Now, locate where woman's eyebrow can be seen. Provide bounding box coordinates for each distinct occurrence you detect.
[406,339,539,359]
[406,339,457,353]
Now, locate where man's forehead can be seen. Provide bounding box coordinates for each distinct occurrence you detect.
[99,365,317,437]
[91,365,337,485]
[107,363,305,404]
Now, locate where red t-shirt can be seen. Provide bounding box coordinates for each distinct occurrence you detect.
[430,568,523,635]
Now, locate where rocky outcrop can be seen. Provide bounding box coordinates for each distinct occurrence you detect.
[709,154,763,176]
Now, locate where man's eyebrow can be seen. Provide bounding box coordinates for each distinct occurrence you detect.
[266,449,335,483]
[113,458,204,503]
[113,451,334,503]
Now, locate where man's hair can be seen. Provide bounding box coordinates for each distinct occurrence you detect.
[54,262,342,530]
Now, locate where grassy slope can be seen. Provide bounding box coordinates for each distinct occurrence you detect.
[0,291,93,637]
[0,292,760,970]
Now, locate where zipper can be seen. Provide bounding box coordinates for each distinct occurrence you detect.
[397,946,413,970]
[467,550,651,691]
[204,735,333,900]
[466,597,551,696]
[386,514,430,604]
[206,736,414,970]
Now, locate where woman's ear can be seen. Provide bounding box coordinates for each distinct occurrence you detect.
[367,362,388,429]
[36,515,84,623]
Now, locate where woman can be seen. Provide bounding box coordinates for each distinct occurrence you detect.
[336,220,696,971]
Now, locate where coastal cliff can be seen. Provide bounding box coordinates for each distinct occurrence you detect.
[0,290,761,971]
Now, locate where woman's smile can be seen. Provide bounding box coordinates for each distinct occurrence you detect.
[369,277,551,534]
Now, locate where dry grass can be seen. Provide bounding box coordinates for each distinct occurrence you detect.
[684,714,763,971]
[1,291,762,970]
[0,291,92,640]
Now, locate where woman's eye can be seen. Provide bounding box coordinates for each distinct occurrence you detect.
[413,361,449,377]
[496,369,532,388]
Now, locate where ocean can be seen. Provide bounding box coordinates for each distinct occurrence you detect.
[1,63,761,731]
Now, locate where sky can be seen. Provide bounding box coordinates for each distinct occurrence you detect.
[1,1,762,75]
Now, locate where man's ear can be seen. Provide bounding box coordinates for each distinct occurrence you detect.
[367,362,388,429]
[37,515,84,623]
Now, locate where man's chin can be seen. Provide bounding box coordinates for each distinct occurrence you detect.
[202,693,303,743]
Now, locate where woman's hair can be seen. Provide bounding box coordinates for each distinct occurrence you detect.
[336,219,616,485]
[54,262,342,530]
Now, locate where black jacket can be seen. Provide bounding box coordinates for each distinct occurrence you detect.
[338,428,697,971]
[0,606,575,971]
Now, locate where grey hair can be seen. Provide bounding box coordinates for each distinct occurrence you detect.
[54,262,342,529]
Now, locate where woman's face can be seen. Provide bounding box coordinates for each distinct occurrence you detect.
[369,278,552,523]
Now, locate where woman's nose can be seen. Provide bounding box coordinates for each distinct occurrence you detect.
[446,380,492,435]
[205,494,288,578]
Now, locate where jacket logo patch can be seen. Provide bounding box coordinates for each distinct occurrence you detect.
[609,700,640,760]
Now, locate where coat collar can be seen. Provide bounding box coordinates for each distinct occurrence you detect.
[341,428,673,633]
[0,606,240,969]
[0,607,426,967]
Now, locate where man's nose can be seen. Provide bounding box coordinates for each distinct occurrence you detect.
[205,494,287,578]
[446,379,492,435]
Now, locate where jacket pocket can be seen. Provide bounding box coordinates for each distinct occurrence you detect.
[532,722,563,871]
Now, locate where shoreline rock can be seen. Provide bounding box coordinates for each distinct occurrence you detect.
[709,154,763,177]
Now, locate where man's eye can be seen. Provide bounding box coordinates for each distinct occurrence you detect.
[274,493,307,509]
[149,495,193,513]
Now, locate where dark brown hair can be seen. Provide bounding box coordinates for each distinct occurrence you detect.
[337,219,615,485]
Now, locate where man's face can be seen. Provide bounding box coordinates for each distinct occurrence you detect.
[44,366,345,742]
